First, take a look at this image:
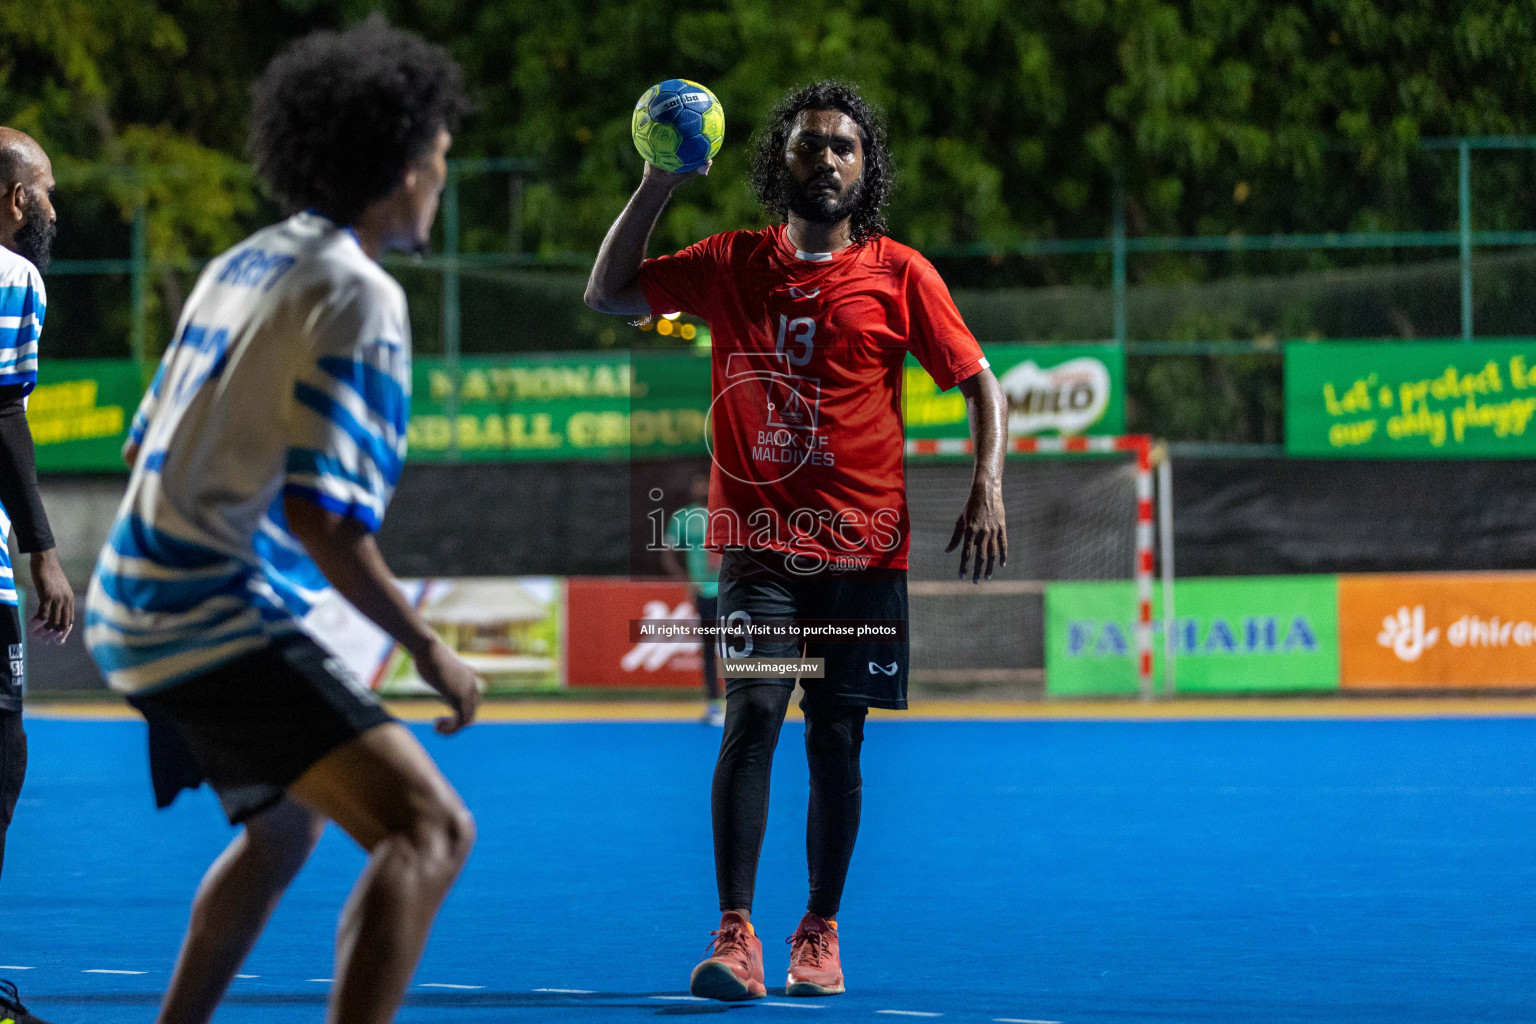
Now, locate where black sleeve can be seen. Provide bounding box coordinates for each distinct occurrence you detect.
[0,384,54,553]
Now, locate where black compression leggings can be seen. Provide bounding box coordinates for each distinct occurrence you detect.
[712,685,867,918]
[0,711,26,881]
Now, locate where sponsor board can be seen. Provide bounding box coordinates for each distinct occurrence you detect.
[1339,573,1536,688]
[1046,576,1339,695]
[54,343,1122,471]
[903,343,1125,442]
[409,353,711,462]
[31,359,140,472]
[305,577,564,695]
[1287,340,1536,458]
[565,579,709,688]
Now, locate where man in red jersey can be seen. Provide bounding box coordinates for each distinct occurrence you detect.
[587,81,1007,1001]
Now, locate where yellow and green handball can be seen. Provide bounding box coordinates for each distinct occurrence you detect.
[632,78,725,173]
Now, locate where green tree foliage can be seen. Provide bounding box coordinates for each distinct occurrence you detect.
[3,0,1535,437]
[438,0,1536,253]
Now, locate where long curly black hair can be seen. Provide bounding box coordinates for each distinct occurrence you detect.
[249,15,471,224]
[748,81,894,246]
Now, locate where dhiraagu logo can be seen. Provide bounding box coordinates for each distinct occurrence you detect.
[1046,576,1341,695]
[1376,605,1439,663]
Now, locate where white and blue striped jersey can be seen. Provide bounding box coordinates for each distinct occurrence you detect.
[0,245,46,608]
[0,502,15,609]
[85,212,409,694]
[0,244,43,394]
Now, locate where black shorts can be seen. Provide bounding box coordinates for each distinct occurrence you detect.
[127,634,394,825]
[716,548,909,710]
[0,601,23,713]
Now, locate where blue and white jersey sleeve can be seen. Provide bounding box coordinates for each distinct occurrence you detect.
[126,358,166,450]
[0,254,44,394]
[282,279,410,532]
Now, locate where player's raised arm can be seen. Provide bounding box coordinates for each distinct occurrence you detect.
[947,367,1008,583]
[587,80,722,315]
[584,162,708,316]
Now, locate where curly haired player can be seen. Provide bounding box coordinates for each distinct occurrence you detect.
[588,81,1008,1001]
[85,20,480,1024]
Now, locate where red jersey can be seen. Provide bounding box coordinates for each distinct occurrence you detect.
[641,224,987,571]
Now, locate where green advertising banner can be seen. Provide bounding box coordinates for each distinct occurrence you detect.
[407,352,712,462]
[1286,340,1536,458]
[35,343,1124,470]
[31,359,142,472]
[1045,575,1340,696]
[903,342,1125,441]
[410,343,1122,463]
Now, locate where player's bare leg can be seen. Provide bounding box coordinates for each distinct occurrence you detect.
[155,798,326,1024]
[289,722,475,1024]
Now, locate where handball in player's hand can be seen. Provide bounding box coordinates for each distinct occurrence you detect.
[632,79,724,173]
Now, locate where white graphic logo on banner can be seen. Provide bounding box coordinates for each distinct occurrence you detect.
[622,600,698,673]
[1378,605,1440,663]
[999,357,1110,436]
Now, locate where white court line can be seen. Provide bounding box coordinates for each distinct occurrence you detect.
[235,975,259,979]
[534,988,595,994]
[307,978,333,983]
[83,969,147,975]
[420,983,484,990]
[763,1001,825,1008]
[877,1013,942,1019]
[0,966,33,970]
[650,995,708,1001]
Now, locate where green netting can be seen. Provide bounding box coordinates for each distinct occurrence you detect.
[951,248,1536,344]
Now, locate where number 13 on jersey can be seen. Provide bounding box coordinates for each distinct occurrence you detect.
[776,314,815,368]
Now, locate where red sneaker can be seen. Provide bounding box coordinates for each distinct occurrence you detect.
[785,912,845,996]
[689,911,767,1001]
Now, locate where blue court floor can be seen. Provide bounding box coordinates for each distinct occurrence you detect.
[2,714,1534,1023]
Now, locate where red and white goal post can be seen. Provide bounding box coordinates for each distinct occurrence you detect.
[904,434,1169,699]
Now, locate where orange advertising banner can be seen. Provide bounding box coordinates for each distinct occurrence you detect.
[1339,573,1536,689]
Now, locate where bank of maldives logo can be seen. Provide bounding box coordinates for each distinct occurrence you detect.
[1377,605,1438,663]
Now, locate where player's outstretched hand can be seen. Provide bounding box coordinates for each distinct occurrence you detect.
[416,638,482,735]
[946,482,1008,584]
[27,547,73,644]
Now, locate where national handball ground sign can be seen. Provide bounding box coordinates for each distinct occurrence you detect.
[408,343,1126,465]
[1286,340,1536,457]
